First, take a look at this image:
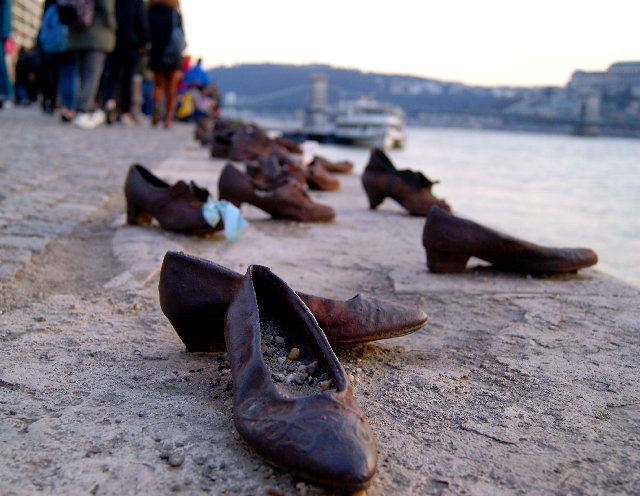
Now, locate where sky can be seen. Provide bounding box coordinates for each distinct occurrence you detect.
[179,0,640,88]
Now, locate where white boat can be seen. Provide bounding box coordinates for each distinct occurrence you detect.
[332,98,406,149]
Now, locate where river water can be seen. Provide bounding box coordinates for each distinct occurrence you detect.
[311,127,640,286]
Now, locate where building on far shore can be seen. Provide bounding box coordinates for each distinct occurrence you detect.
[10,0,44,50]
[569,61,640,96]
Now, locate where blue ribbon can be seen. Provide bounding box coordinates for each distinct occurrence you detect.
[202,199,249,243]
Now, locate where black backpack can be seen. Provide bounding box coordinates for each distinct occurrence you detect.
[56,0,95,30]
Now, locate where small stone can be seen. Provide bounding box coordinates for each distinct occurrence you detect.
[34,316,46,322]
[296,481,308,495]
[275,336,285,345]
[288,348,300,361]
[306,361,318,375]
[286,373,305,385]
[273,373,285,383]
[168,452,185,467]
[348,374,355,382]
[320,380,332,390]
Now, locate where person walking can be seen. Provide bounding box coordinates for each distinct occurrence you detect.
[0,0,13,109]
[147,0,184,129]
[68,0,116,129]
[37,0,64,114]
[101,0,147,126]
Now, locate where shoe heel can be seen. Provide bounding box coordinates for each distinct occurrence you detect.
[426,248,469,273]
[362,181,385,210]
[126,202,153,225]
[165,311,226,352]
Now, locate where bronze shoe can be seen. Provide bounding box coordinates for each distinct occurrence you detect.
[210,117,240,158]
[245,153,306,189]
[124,164,221,235]
[159,251,428,352]
[312,155,354,174]
[228,124,271,161]
[422,206,599,273]
[218,163,335,222]
[225,265,378,489]
[362,147,451,215]
[194,116,213,146]
[306,159,340,191]
[272,135,303,154]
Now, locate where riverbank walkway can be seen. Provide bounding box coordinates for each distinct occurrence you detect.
[1,107,638,495]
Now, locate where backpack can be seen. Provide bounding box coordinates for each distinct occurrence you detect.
[38,5,68,53]
[56,0,95,30]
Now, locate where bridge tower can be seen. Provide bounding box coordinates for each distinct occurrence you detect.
[574,90,601,136]
[304,73,329,130]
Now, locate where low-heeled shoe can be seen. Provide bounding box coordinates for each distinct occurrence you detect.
[124,164,221,235]
[225,265,378,489]
[218,163,335,222]
[158,251,428,352]
[306,159,340,191]
[362,147,450,216]
[422,205,598,273]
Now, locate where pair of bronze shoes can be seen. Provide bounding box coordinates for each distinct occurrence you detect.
[218,163,336,222]
[208,118,303,161]
[124,164,221,235]
[423,206,598,274]
[246,153,342,192]
[159,251,428,489]
[362,148,451,215]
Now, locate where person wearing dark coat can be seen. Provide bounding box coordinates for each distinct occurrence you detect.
[0,0,13,108]
[37,0,60,114]
[101,0,147,126]
[147,0,183,129]
[68,0,116,129]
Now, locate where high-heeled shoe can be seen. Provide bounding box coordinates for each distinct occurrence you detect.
[362,147,450,215]
[159,251,429,352]
[218,163,335,222]
[422,206,598,273]
[225,265,378,489]
[124,164,222,235]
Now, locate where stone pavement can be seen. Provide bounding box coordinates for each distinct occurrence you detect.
[0,107,191,281]
[1,107,639,495]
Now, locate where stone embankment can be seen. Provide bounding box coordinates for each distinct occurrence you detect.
[1,107,638,495]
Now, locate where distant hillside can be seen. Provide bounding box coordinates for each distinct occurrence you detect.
[207,63,537,117]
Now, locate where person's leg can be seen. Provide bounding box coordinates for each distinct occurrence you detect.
[0,42,12,105]
[164,69,180,128]
[58,52,78,121]
[101,50,119,122]
[151,71,166,126]
[119,48,139,115]
[76,50,106,113]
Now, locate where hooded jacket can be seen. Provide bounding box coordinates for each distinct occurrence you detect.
[67,0,117,53]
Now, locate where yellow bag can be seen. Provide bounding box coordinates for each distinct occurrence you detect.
[176,91,195,120]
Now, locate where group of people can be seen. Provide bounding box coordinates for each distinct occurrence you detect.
[0,0,218,129]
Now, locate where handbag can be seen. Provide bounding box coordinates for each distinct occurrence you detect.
[163,9,186,67]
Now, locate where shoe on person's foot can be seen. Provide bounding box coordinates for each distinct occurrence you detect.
[90,109,106,128]
[73,112,95,129]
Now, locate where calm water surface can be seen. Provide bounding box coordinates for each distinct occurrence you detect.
[315,127,640,286]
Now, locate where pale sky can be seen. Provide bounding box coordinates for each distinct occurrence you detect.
[179,0,639,87]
